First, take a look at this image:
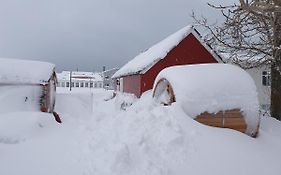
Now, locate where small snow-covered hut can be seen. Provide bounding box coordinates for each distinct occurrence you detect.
[153,64,260,137]
[112,25,222,97]
[0,58,57,113]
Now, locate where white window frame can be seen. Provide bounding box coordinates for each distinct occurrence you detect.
[262,71,271,86]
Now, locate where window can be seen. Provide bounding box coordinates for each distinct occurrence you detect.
[80,82,84,87]
[262,71,271,86]
[71,82,74,87]
[90,82,93,88]
[85,82,89,87]
[66,82,70,87]
[76,82,79,87]
[94,83,97,88]
[62,82,65,87]
[99,83,102,88]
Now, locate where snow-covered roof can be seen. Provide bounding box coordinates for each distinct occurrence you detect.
[56,71,70,80]
[0,58,55,85]
[57,71,103,82]
[154,63,259,135]
[112,25,221,78]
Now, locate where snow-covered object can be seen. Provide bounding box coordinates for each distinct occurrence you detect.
[153,63,259,134]
[1,90,281,175]
[0,58,55,84]
[114,92,137,110]
[112,25,194,78]
[0,86,42,114]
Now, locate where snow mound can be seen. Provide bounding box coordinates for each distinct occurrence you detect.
[154,63,259,134]
[0,112,59,144]
[0,58,55,84]
[1,90,281,175]
[114,92,137,110]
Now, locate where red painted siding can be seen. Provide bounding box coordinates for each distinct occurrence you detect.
[123,75,142,97]
[141,34,218,94]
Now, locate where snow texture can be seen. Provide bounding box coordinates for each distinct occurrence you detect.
[154,63,259,135]
[112,25,193,78]
[0,89,281,175]
[0,58,55,84]
[0,86,41,114]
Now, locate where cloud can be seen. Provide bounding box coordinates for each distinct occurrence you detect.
[0,0,233,72]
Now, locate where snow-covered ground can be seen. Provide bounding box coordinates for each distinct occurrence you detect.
[1,88,281,175]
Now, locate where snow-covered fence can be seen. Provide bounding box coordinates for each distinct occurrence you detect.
[153,64,260,137]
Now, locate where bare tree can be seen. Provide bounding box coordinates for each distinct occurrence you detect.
[193,0,281,120]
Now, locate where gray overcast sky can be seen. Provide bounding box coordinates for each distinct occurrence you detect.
[0,0,232,72]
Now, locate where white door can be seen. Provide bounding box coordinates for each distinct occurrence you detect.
[120,78,124,92]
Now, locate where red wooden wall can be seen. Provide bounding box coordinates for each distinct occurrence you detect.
[122,75,142,97]
[121,33,219,97]
[140,34,219,96]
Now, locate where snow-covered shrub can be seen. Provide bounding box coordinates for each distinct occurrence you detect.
[115,92,137,110]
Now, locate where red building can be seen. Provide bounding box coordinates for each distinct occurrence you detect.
[112,25,222,97]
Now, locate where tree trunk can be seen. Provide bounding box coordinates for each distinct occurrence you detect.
[270,61,281,120]
[270,7,281,120]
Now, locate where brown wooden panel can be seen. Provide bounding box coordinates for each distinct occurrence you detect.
[214,111,223,118]
[224,117,247,133]
[196,115,222,127]
[195,109,247,134]
[224,109,244,118]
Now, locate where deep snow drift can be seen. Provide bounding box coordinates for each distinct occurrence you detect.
[0,88,281,175]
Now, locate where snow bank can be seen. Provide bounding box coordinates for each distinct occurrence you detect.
[0,112,59,144]
[112,25,193,78]
[114,92,137,110]
[1,90,281,175]
[154,63,259,134]
[0,58,55,84]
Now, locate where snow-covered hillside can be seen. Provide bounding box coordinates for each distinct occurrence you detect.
[0,89,281,175]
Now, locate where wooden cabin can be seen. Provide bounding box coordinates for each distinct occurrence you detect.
[152,64,260,137]
[112,25,222,97]
[0,58,57,114]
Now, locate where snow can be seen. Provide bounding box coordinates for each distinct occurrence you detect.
[0,86,41,114]
[154,63,259,135]
[112,25,193,78]
[0,58,55,84]
[1,87,281,175]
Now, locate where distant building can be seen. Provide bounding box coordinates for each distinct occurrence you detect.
[102,68,119,90]
[219,51,271,111]
[246,65,271,111]
[57,71,103,89]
